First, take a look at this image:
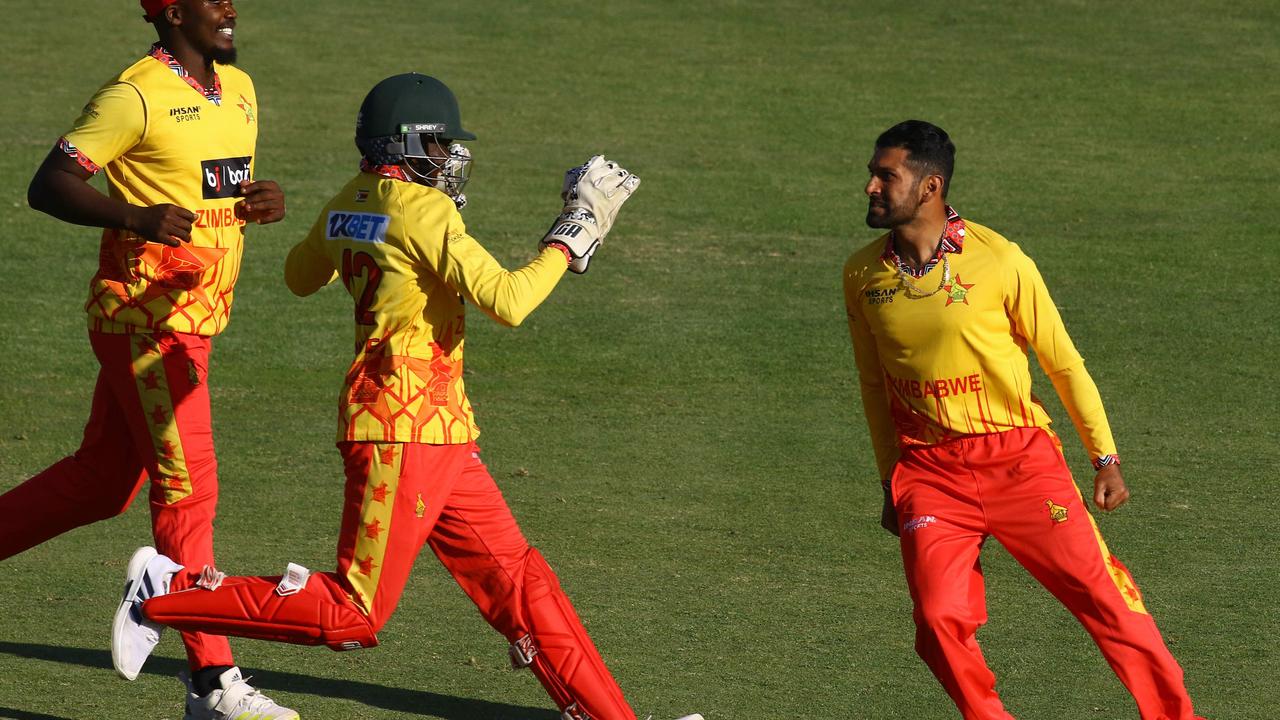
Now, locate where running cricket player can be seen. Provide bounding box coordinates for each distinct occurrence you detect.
[111,72,703,720]
[6,1,291,717]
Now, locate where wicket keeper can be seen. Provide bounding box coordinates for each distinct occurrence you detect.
[844,120,1205,719]
[112,72,703,720]
[2,1,293,718]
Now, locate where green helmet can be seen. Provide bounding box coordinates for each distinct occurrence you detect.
[356,73,475,141]
[355,73,475,204]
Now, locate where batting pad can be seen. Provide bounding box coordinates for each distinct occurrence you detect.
[143,571,378,651]
[514,549,634,720]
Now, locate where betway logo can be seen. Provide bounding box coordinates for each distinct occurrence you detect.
[326,211,389,243]
[200,156,252,199]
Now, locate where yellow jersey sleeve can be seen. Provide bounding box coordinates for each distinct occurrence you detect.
[844,256,901,479]
[63,82,146,169]
[1003,248,1118,461]
[403,192,567,327]
[285,213,339,297]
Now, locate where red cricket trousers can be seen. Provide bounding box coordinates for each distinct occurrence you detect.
[0,331,233,670]
[891,428,1201,720]
[145,441,636,720]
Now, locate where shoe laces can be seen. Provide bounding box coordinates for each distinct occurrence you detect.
[225,676,285,715]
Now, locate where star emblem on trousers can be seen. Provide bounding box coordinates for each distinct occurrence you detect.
[364,518,383,540]
[378,445,397,466]
[357,555,378,577]
[370,482,389,504]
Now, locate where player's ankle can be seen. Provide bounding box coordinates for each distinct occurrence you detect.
[191,665,235,696]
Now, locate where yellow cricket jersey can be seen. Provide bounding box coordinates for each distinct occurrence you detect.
[844,217,1118,479]
[62,46,259,336]
[285,172,569,445]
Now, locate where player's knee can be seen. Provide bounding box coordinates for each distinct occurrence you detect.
[520,547,562,599]
[912,601,974,637]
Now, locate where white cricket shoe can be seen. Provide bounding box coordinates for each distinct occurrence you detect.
[181,667,299,720]
[112,545,184,680]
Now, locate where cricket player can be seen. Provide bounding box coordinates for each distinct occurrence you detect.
[844,120,1205,719]
[111,72,703,720]
[3,1,294,718]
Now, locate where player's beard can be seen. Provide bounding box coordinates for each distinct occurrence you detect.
[866,185,923,229]
[211,46,237,65]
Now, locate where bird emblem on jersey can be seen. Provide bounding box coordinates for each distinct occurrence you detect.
[415,494,426,518]
[1045,498,1069,523]
[237,94,256,124]
[943,275,974,306]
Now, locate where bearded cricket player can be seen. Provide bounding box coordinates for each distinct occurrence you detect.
[5,1,293,718]
[844,120,1205,719]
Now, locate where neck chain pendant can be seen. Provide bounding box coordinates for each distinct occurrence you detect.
[897,254,951,298]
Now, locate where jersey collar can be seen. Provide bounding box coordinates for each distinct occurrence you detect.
[147,43,223,106]
[359,158,412,183]
[882,205,966,278]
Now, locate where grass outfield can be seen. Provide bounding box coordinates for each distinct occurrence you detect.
[1,1,1276,718]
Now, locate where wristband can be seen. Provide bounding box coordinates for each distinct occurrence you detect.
[1092,454,1120,471]
[545,242,573,265]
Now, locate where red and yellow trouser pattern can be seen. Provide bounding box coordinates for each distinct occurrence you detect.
[891,427,1202,720]
[0,330,233,670]
[144,441,636,720]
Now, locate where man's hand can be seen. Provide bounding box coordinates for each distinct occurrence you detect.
[126,203,196,247]
[1093,464,1130,512]
[540,156,640,274]
[235,180,286,225]
[881,484,899,536]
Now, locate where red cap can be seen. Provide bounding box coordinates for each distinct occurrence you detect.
[141,0,178,19]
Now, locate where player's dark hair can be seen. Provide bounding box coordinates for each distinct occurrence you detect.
[875,120,956,198]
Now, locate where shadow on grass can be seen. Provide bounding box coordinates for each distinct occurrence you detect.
[0,641,560,720]
[0,708,74,720]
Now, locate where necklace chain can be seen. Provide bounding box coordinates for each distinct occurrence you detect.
[897,254,951,298]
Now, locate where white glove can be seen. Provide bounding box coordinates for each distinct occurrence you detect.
[540,156,640,274]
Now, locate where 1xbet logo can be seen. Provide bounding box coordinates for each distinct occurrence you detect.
[200,156,252,199]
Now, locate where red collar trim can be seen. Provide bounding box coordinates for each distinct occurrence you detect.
[148,43,222,106]
[359,158,412,182]
[881,205,966,278]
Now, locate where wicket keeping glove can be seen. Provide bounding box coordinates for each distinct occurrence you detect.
[540,156,641,274]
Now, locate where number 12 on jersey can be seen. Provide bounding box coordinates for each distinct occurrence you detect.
[341,248,382,325]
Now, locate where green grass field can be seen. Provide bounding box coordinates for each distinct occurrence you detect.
[1,1,1277,718]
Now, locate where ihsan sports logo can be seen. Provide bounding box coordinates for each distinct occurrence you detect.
[327,211,390,243]
[903,515,937,534]
[200,156,252,199]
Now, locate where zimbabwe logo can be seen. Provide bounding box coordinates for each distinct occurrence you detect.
[237,94,256,124]
[1045,499,1068,523]
[943,275,974,306]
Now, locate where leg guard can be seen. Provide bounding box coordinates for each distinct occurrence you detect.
[143,567,378,651]
[509,550,635,720]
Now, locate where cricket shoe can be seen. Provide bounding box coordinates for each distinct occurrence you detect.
[180,667,299,720]
[112,545,184,680]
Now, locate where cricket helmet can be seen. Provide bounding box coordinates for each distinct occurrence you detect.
[355,73,475,201]
[355,72,476,151]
